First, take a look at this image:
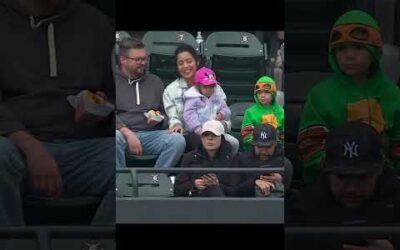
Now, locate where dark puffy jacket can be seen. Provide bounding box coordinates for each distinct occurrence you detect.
[174,137,237,197]
[233,144,284,197]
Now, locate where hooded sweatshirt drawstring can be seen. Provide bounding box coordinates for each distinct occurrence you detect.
[47,22,57,77]
[29,16,58,78]
[128,79,140,105]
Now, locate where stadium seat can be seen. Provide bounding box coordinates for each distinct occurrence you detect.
[116,171,134,197]
[116,169,174,198]
[381,43,400,83]
[137,173,174,197]
[204,32,266,105]
[229,102,254,151]
[142,31,199,86]
[285,102,304,143]
[23,195,101,225]
[285,71,333,103]
[113,31,132,68]
[126,154,158,168]
[276,90,285,107]
[284,142,305,190]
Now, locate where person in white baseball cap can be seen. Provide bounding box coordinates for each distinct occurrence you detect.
[174,120,237,197]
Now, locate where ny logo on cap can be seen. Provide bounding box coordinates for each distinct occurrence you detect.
[343,141,359,158]
[260,131,268,140]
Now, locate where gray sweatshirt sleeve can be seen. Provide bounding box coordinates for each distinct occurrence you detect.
[115,114,126,130]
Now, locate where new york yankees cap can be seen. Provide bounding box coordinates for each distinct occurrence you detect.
[324,122,384,175]
[252,124,277,147]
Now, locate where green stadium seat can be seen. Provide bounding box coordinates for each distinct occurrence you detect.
[142,31,199,86]
[229,102,254,151]
[204,32,266,105]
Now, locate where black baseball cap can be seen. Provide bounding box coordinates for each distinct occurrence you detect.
[252,124,277,147]
[324,122,384,175]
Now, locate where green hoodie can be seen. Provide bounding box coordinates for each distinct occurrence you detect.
[241,76,285,150]
[298,10,400,184]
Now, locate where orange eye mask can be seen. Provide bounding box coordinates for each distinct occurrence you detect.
[254,82,276,94]
[329,24,383,50]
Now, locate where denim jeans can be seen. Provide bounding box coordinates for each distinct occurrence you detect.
[0,136,115,226]
[116,130,185,168]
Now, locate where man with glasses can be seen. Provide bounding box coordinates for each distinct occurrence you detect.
[115,38,186,169]
[297,10,400,185]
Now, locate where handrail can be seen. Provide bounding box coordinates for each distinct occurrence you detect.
[117,167,284,174]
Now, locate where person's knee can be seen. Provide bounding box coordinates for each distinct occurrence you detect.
[0,137,20,160]
[167,133,186,151]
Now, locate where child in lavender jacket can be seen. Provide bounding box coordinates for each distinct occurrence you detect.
[183,67,239,154]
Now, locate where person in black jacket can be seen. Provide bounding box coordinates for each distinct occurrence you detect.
[174,120,236,197]
[286,122,400,250]
[234,124,286,197]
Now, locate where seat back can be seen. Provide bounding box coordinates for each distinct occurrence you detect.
[116,170,173,198]
[229,102,254,150]
[381,43,400,83]
[204,32,266,105]
[142,31,199,86]
[23,196,101,225]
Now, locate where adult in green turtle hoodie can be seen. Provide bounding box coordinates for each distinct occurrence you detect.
[241,76,285,150]
[298,9,400,184]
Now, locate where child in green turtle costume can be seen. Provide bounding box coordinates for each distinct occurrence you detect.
[298,10,400,184]
[241,76,285,150]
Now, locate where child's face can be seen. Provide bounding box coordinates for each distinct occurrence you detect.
[200,85,216,97]
[334,43,372,80]
[257,91,272,105]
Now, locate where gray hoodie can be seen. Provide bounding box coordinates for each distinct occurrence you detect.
[0,0,115,141]
[114,66,167,131]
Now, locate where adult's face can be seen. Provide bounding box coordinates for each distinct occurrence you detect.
[120,48,147,79]
[253,144,276,160]
[201,132,222,152]
[329,172,378,208]
[176,51,198,84]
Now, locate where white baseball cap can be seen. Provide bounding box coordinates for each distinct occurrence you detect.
[201,120,225,136]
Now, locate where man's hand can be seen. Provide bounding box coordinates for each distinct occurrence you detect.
[260,173,283,183]
[202,174,219,186]
[75,102,103,124]
[126,132,143,156]
[194,179,206,190]
[26,146,63,197]
[9,131,62,197]
[255,179,275,196]
[343,240,394,250]
[147,117,160,126]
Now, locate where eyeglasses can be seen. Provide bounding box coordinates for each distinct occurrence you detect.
[123,55,147,63]
[329,24,383,49]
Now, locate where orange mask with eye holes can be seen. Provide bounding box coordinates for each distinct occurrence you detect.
[329,24,383,50]
[254,82,277,94]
